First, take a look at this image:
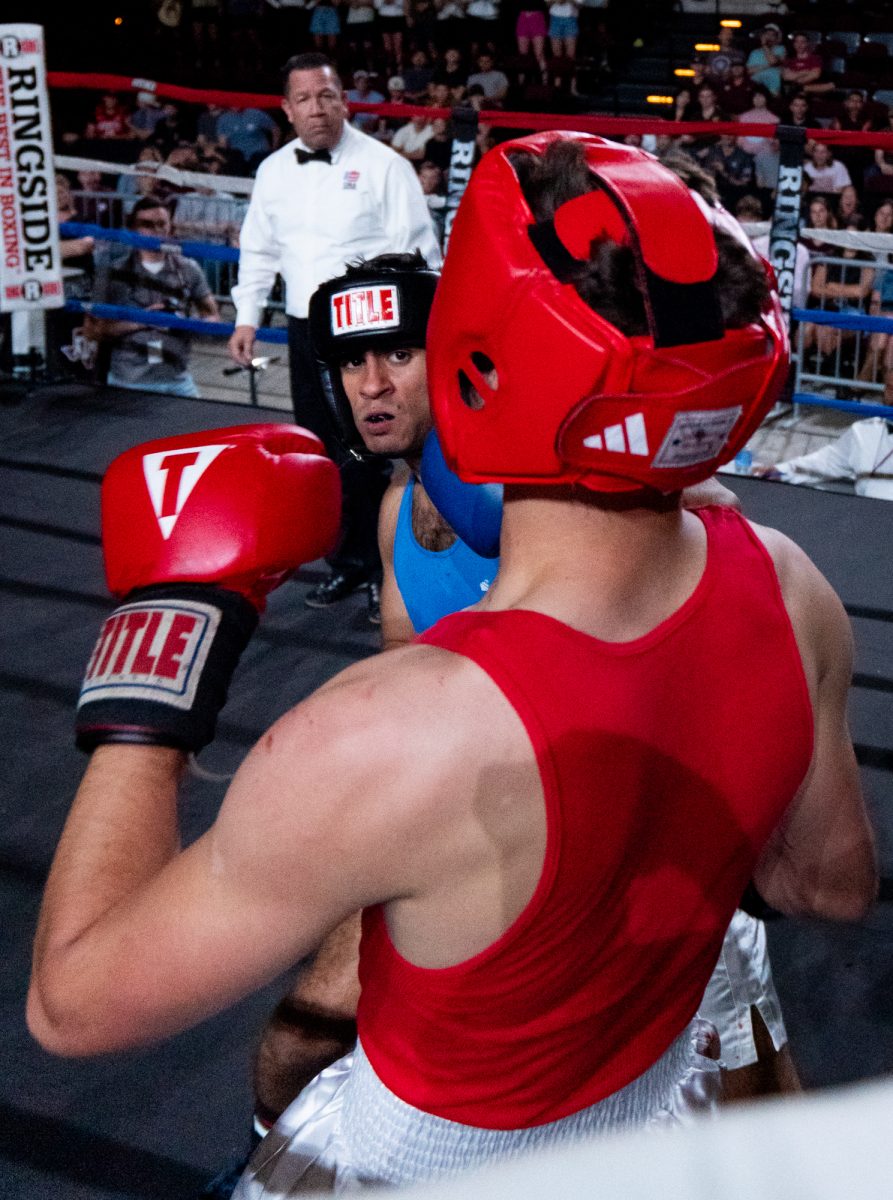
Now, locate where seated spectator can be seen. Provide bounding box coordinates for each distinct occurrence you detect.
[403,48,435,101]
[866,107,893,193]
[746,23,786,98]
[736,193,810,308]
[804,142,852,197]
[152,102,190,159]
[857,199,893,384]
[803,194,838,258]
[801,216,875,363]
[375,0,408,69]
[754,135,781,211]
[703,24,745,85]
[778,91,813,132]
[548,0,579,63]
[84,194,221,399]
[87,92,132,140]
[343,0,377,57]
[680,82,727,165]
[377,75,410,143]
[718,61,755,115]
[672,85,692,124]
[73,169,117,227]
[129,91,165,141]
[702,133,755,210]
[466,50,509,104]
[736,85,779,156]
[781,31,832,96]
[428,79,452,109]
[433,46,467,101]
[347,70,385,134]
[55,175,98,377]
[832,91,877,190]
[116,145,164,200]
[196,103,227,156]
[56,175,95,294]
[465,81,487,111]
[391,112,437,161]
[837,184,863,226]
[418,159,446,243]
[422,115,453,170]
[217,105,281,174]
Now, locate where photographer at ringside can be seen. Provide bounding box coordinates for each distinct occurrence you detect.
[85,194,220,398]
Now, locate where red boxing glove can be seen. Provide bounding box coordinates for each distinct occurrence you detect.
[76,424,341,753]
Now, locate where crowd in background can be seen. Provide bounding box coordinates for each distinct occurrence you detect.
[49,7,893,394]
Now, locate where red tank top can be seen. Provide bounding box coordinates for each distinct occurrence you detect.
[357,507,813,1128]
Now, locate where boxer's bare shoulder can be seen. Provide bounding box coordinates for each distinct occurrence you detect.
[228,642,546,964]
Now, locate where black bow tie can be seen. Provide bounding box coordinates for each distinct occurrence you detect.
[295,147,332,165]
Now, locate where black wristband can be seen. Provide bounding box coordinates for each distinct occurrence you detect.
[75,583,258,754]
[739,881,783,922]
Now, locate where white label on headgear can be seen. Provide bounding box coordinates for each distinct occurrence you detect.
[330,285,400,336]
[652,406,743,469]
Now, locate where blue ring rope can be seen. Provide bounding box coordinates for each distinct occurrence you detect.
[63,299,289,343]
[61,221,240,263]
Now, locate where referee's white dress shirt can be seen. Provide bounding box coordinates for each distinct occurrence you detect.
[231,122,442,327]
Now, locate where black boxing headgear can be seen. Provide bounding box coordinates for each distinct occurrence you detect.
[309,257,440,457]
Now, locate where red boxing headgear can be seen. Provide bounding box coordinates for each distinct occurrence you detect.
[428,132,789,494]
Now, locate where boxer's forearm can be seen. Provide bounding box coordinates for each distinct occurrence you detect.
[28,745,186,1049]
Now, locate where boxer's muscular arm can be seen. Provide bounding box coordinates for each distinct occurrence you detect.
[379,470,417,651]
[752,528,877,921]
[28,656,447,1057]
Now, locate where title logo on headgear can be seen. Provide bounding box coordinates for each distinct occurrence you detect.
[330,285,400,336]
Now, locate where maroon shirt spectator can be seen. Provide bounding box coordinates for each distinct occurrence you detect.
[88,93,132,140]
[782,32,824,92]
[832,90,878,187]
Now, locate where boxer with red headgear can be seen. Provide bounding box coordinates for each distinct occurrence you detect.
[30,135,875,1193]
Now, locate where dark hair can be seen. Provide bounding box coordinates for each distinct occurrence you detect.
[342,249,430,279]
[735,194,764,221]
[127,194,172,226]
[510,139,769,335]
[659,150,719,205]
[281,52,338,94]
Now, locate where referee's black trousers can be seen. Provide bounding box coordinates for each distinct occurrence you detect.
[288,316,390,582]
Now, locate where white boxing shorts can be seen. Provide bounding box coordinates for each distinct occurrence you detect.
[234,1020,721,1196]
[699,908,788,1069]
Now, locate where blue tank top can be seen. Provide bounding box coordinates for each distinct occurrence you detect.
[394,477,498,633]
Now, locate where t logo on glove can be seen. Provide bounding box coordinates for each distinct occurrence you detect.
[76,424,341,753]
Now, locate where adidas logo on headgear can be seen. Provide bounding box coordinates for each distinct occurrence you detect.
[582,413,649,456]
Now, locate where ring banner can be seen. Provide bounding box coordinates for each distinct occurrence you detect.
[767,125,807,324]
[444,106,479,254]
[0,24,63,312]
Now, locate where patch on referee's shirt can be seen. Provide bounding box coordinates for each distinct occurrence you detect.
[343,170,360,189]
[78,598,220,709]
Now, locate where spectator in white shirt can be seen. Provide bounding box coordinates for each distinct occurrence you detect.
[803,143,853,197]
[391,114,437,161]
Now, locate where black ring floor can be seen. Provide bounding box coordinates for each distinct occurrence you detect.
[1,384,891,1199]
